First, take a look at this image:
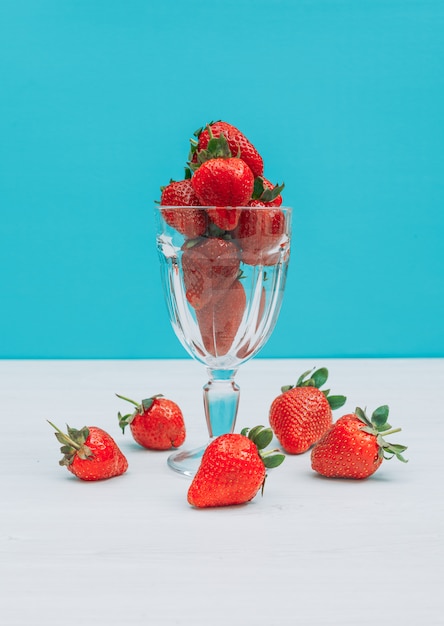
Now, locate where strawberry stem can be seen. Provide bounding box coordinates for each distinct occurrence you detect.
[115,393,140,408]
[47,420,81,450]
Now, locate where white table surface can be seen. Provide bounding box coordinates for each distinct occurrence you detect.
[0,358,442,625]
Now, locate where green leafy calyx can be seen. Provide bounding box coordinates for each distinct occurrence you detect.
[252,177,285,202]
[48,420,93,467]
[241,425,285,469]
[355,406,408,463]
[188,126,233,171]
[281,367,346,411]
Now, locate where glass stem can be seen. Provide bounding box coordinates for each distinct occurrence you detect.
[203,369,240,438]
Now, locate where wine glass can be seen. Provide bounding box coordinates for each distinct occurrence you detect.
[155,205,292,476]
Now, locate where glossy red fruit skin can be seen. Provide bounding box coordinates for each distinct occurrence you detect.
[160,180,207,238]
[160,179,201,206]
[181,237,240,310]
[187,434,266,508]
[311,414,383,479]
[196,279,246,356]
[191,157,254,213]
[130,397,186,450]
[197,121,264,178]
[269,387,333,454]
[233,206,286,266]
[68,427,128,481]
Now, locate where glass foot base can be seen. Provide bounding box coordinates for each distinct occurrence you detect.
[167,444,208,477]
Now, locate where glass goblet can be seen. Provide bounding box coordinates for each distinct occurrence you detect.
[155,205,292,476]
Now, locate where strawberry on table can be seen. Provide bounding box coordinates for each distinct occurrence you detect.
[196,278,246,356]
[181,236,240,310]
[48,422,128,481]
[116,393,186,450]
[187,425,285,508]
[192,121,264,178]
[311,405,408,479]
[269,367,346,454]
[160,179,208,238]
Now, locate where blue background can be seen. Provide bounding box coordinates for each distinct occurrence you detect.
[1,0,443,359]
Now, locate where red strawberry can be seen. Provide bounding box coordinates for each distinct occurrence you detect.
[181,237,240,310]
[311,406,408,479]
[116,394,185,450]
[193,121,264,178]
[196,279,246,356]
[233,205,287,266]
[190,130,255,229]
[191,157,254,219]
[160,179,207,238]
[48,422,128,481]
[269,368,346,454]
[187,425,284,508]
[160,177,201,206]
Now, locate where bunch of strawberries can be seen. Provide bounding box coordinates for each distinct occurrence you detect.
[159,121,288,357]
[48,121,408,508]
[160,120,285,234]
[49,366,407,509]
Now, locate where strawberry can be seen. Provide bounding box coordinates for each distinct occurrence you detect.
[187,425,284,508]
[190,130,254,227]
[196,279,246,356]
[193,121,264,178]
[116,393,185,450]
[160,179,208,238]
[233,205,287,266]
[191,157,254,220]
[311,405,408,479]
[160,177,201,206]
[48,422,128,481]
[181,236,240,310]
[269,367,346,454]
